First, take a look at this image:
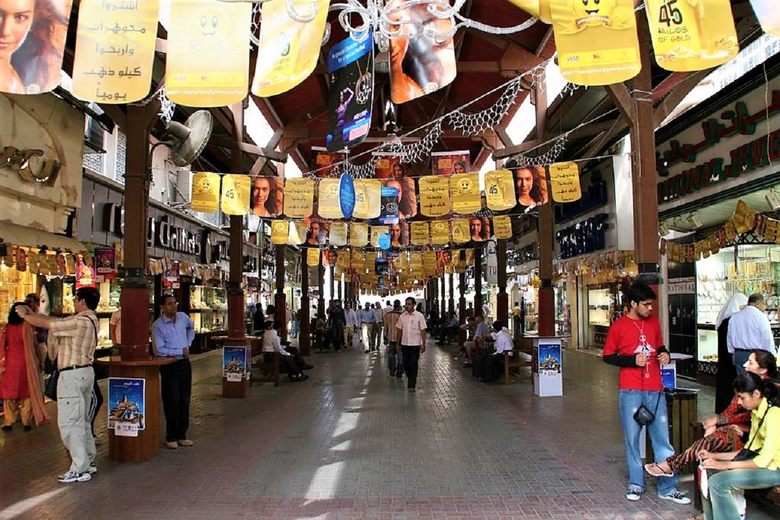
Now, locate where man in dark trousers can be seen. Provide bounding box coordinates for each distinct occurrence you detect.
[152,294,195,450]
[328,299,347,351]
[396,297,427,392]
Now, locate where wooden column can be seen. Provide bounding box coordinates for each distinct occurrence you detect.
[299,252,310,355]
[440,276,447,320]
[227,102,245,340]
[458,269,466,347]
[274,245,287,341]
[329,265,335,304]
[496,240,508,327]
[474,248,483,318]
[448,272,455,316]
[317,264,325,319]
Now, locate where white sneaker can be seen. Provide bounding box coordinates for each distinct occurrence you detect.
[625,487,643,501]
[58,471,91,483]
[658,491,691,505]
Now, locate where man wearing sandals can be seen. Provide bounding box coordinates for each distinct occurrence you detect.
[603,283,691,505]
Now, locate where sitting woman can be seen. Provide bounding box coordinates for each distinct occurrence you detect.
[645,350,777,477]
[262,321,307,382]
[699,372,780,520]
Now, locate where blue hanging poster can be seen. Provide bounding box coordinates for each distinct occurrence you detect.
[326,32,375,151]
[339,173,356,219]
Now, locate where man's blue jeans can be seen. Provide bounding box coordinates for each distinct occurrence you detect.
[618,390,678,495]
[703,468,780,520]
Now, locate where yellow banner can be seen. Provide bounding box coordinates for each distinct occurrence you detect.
[451,219,470,244]
[431,221,450,245]
[350,222,369,247]
[450,173,481,214]
[493,215,513,240]
[283,178,315,218]
[465,249,474,266]
[190,172,221,212]
[411,252,423,269]
[289,220,307,245]
[549,0,640,86]
[318,178,344,219]
[73,0,159,103]
[329,222,348,246]
[353,179,382,219]
[307,247,320,267]
[337,249,350,269]
[271,220,289,245]
[646,0,738,72]
[410,222,430,246]
[221,175,250,215]
[418,176,451,217]
[485,169,516,211]
[350,251,364,270]
[396,253,409,270]
[549,162,582,203]
[371,226,389,248]
[252,0,329,97]
[166,0,251,106]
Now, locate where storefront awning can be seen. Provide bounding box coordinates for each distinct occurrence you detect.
[0,221,87,253]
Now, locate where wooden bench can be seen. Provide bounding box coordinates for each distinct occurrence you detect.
[503,348,532,384]
[251,351,279,387]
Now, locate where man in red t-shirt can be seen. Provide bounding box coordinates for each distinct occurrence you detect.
[603,282,691,506]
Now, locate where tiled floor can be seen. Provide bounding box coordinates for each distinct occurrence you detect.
[0,344,773,519]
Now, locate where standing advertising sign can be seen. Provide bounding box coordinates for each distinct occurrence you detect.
[327,33,374,151]
[223,346,249,382]
[108,377,146,436]
[534,337,563,397]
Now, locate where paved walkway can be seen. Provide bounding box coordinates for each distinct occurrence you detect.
[0,344,772,519]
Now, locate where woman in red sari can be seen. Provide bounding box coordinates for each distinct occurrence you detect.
[1,302,49,431]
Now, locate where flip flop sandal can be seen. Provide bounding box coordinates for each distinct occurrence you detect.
[644,463,674,478]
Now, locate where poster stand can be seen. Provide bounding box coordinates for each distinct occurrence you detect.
[214,336,253,398]
[533,337,563,397]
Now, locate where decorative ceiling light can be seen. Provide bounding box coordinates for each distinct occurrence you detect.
[221,0,539,45]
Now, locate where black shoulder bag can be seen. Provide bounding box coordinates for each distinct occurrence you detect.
[732,405,774,461]
[633,359,663,426]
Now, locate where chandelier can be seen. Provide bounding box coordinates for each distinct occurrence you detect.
[220,0,539,48]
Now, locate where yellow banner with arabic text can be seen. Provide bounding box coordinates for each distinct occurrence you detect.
[418,176,451,217]
[283,178,315,218]
[306,247,320,267]
[493,215,513,240]
[410,222,430,246]
[329,222,348,246]
[350,222,369,247]
[549,162,582,203]
[289,220,307,245]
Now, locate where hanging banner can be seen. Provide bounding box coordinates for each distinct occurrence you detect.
[305,219,329,246]
[190,172,221,212]
[0,0,71,95]
[349,222,369,246]
[72,0,158,103]
[253,0,329,97]
[288,220,307,245]
[431,221,450,245]
[337,249,350,268]
[353,179,382,219]
[283,178,315,218]
[374,156,407,179]
[432,151,471,177]
[387,0,456,104]
[311,148,345,177]
[549,162,582,203]
[383,178,417,220]
[410,222,430,246]
[450,173,481,215]
[221,175,251,215]
[307,247,320,267]
[329,222,348,246]
[493,215,513,240]
[645,0,738,72]
[339,174,356,219]
[451,219,470,244]
[418,176,451,217]
[271,220,289,245]
[94,248,117,280]
[469,217,490,242]
[548,0,640,86]
[485,169,516,211]
[323,249,338,267]
[326,32,374,151]
[251,176,284,217]
[751,0,780,37]
[378,184,400,225]
[389,222,408,249]
[513,166,549,209]
[166,0,251,106]
[317,178,344,219]
[351,251,365,270]
[370,226,389,248]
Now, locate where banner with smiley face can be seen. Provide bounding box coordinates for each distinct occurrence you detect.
[450,173,481,215]
[548,0,640,86]
[166,0,251,106]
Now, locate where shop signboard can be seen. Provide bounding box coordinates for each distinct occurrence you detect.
[534,337,563,397]
[668,277,695,295]
[107,377,146,436]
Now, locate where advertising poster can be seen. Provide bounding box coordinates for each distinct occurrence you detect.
[0,0,72,95]
[485,169,517,211]
[108,377,146,434]
[283,178,315,218]
[538,344,562,375]
[548,162,582,203]
[223,346,248,382]
[378,185,400,225]
[311,147,346,177]
[353,180,382,220]
[374,155,406,179]
[388,222,409,249]
[534,338,563,397]
[383,178,417,220]
[94,248,116,278]
[432,151,471,177]
[75,254,96,289]
[251,176,284,218]
[318,178,344,219]
[72,0,158,103]
[305,218,329,246]
[387,0,456,104]
[513,166,549,209]
[166,0,251,107]
[418,176,451,217]
[327,32,374,151]
[661,362,677,389]
[450,173,481,215]
[469,217,491,242]
[162,260,180,289]
[190,172,221,212]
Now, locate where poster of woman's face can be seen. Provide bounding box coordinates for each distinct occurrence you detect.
[431,151,470,176]
[513,166,549,208]
[375,156,405,179]
[0,0,72,95]
[305,218,329,246]
[469,217,491,242]
[251,176,283,217]
[388,221,409,249]
[382,178,417,220]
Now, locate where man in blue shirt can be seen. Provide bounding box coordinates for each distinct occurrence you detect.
[152,295,195,450]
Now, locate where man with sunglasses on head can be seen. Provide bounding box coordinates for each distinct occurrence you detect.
[396,297,427,392]
[603,282,690,506]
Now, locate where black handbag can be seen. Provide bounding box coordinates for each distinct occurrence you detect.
[633,392,663,427]
[732,405,774,462]
[44,364,59,400]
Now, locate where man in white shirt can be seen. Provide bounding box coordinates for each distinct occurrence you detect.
[344,302,358,350]
[396,297,427,392]
[478,321,514,382]
[727,293,776,374]
[262,321,307,382]
[358,302,375,352]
